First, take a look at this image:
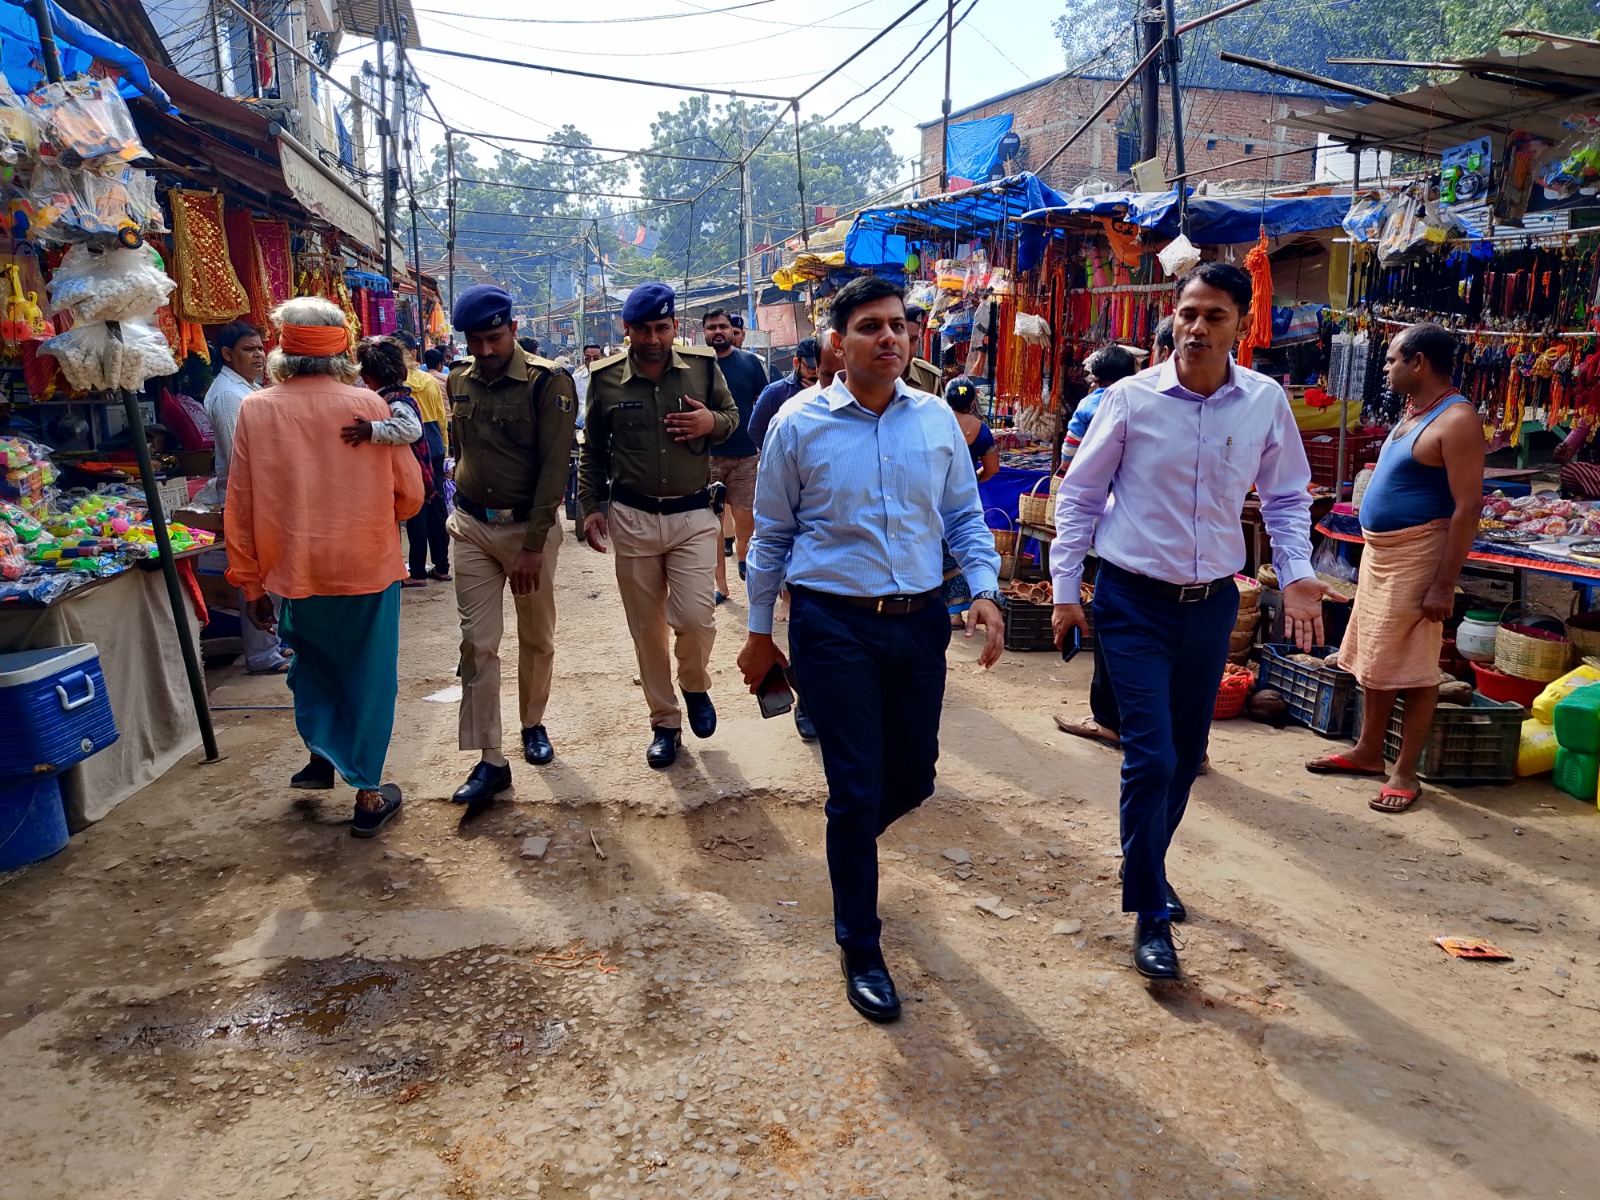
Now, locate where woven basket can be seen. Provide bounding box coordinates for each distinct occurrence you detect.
[1018,477,1053,527]
[1214,671,1252,719]
[1233,606,1259,634]
[1567,604,1600,659]
[986,508,1017,556]
[1235,573,1262,611]
[1049,471,1064,502]
[1495,622,1573,682]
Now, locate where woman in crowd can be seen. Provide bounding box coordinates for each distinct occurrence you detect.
[224,298,424,837]
[940,376,1000,622]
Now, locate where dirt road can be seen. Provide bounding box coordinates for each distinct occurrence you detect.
[3,540,1598,1199]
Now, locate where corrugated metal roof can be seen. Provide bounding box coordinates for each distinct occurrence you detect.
[336,0,421,48]
[1279,35,1600,156]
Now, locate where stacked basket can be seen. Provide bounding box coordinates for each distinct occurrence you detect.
[1229,574,1262,664]
[1018,477,1054,528]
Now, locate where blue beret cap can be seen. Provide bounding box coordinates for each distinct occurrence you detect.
[622,282,675,325]
[453,284,514,333]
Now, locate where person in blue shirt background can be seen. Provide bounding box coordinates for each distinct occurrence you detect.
[1061,343,1139,464]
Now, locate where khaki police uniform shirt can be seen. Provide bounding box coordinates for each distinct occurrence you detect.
[904,356,942,395]
[448,350,577,550]
[578,345,738,517]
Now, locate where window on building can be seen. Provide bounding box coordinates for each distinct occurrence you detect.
[1206,139,1217,151]
[1115,104,1142,174]
[1245,143,1255,154]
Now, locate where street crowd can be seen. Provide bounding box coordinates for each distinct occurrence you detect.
[212,265,1484,1019]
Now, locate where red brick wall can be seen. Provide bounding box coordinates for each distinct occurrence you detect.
[920,77,1319,193]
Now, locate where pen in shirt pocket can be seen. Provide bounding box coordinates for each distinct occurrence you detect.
[1226,435,1233,461]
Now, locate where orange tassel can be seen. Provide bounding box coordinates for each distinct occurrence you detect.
[1237,230,1274,369]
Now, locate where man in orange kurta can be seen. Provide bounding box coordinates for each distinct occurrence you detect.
[225,302,423,837]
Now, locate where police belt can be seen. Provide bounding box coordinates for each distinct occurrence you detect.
[456,496,531,525]
[609,483,711,516]
[789,584,940,616]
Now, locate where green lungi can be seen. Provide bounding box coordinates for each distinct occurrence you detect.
[279,583,401,791]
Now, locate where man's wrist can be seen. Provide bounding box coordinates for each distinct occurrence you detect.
[972,589,1006,609]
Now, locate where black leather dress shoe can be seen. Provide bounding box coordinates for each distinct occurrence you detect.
[1117,861,1187,923]
[647,727,681,768]
[290,754,335,790]
[522,725,554,766]
[1133,916,1181,980]
[841,948,901,1023]
[452,760,512,804]
[793,697,818,743]
[682,690,717,739]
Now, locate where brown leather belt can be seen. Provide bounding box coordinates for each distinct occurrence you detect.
[789,584,941,616]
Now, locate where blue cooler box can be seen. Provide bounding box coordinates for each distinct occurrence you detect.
[0,644,119,779]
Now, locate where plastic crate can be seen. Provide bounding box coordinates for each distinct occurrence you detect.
[0,644,119,780]
[1301,429,1386,489]
[1258,644,1359,737]
[1354,691,1524,784]
[1002,598,1056,652]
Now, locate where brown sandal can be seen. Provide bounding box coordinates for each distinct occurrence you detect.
[1054,714,1121,748]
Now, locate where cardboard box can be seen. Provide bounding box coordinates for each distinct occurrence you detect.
[193,544,234,612]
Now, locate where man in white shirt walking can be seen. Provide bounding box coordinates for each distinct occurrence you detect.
[1051,263,1333,981]
[203,322,288,675]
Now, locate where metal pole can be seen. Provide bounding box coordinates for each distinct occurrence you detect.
[374,21,394,280]
[1334,148,1361,499]
[791,101,809,249]
[396,38,425,342]
[446,134,457,316]
[1140,1,1162,163]
[25,0,63,85]
[1162,0,1189,235]
[26,4,218,761]
[938,0,953,191]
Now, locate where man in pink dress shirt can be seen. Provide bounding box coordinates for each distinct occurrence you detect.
[1050,262,1333,981]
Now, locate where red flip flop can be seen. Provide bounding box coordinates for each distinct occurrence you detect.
[1305,752,1387,777]
[1369,786,1419,814]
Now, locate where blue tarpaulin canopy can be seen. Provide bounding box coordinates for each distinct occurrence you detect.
[1018,190,1349,244]
[845,173,1073,273]
[0,0,173,111]
[944,113,1013,184]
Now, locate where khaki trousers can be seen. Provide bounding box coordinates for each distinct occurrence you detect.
[448,509,562,750]
[609,502,719,729]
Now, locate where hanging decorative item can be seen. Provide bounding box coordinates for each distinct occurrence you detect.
[168,189,248,324]
[1237,230,1275,369]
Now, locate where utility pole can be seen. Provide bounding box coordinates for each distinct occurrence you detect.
[1163,0,1189,233]
[578,225,588,349]
[349,74,367,201]
[374,22,394,280]
[938,0,953,191]
[1139,0,1162,165]
[446,134,456,315]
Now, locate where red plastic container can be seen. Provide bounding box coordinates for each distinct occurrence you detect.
[1471,661,1544,708]
[1300,428,1386,489]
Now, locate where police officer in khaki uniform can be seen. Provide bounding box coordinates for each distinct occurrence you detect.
[902,303,942,394]
[580,282,739,768]
[445,284,578,804]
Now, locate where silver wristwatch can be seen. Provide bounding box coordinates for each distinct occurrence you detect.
[972,589,1007,608]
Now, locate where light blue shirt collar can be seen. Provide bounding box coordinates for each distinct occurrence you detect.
[823,374,915,412]
[1157,354,1245,403]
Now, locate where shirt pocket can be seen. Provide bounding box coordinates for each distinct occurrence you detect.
[1203,432,1265,497]
[486,400,537,450]
[609,402,655,454]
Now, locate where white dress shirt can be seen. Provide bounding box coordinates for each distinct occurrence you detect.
[202,366,258,501]
[1051,356,1315,602]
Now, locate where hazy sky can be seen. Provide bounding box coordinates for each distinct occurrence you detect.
[336,0,1072,186]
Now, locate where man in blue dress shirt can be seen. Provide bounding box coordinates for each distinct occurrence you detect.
[739,275,1005,1024]
[1052,262,1333,982]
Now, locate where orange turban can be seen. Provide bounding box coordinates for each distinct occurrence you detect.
[279,323,350,355]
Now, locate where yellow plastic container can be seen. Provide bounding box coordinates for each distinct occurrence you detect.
[1517,719,1559,776]
[1532,664,1600,724]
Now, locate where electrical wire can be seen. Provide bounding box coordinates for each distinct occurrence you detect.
[412,2,776,24]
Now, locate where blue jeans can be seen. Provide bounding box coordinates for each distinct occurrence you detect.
[1093,564,1238,914]
[789,589,950,953]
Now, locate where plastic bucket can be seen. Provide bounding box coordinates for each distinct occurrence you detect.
[0,775,69,872]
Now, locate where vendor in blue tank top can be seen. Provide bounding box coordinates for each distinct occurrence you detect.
[1305,323,1484,814]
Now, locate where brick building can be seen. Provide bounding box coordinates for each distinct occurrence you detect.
[918,72,1321,194]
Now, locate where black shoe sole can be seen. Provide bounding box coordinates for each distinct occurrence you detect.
[351,787,403,838]
[1133,960,1181,981]
[524,751,554,766]
[647,754,678,769]
[289,777,335,791]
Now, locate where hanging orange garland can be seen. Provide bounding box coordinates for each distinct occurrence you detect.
[1237,229,1274,369]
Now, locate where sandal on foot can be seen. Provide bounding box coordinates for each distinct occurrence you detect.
[1306,752,1387,777]
[1369,785,1419,814]
[249,660,292,676]
[351,784,403,837]
[428,568,453,582]
[401,578,428,589]
[1053,714,1121,748]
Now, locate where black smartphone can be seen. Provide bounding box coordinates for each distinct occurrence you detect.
[1061,626,1082,663]
[756,664,794,718]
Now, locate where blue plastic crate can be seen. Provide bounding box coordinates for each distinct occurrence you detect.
[1258,644,1359,737]
[0,774,68,871]
[0,644,119,780]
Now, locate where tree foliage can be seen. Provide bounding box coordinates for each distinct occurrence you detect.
[1054,0,1600,94]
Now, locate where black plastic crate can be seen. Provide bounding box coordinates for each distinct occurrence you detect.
[1352,691,1523,783]
[1258,644,1359,737]
[1003,599,1056,652]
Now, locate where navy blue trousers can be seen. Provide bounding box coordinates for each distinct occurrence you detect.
[1093,565,1238,914]
[789,589,950,953]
